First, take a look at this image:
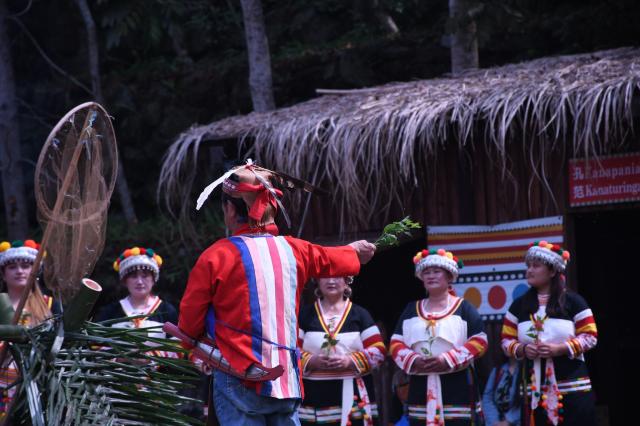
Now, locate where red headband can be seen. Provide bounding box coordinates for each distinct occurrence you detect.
[228,182,283,222]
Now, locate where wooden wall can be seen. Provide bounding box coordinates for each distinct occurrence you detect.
[300,139,569,240]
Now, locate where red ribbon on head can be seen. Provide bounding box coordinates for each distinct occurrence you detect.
[234,182,283,222]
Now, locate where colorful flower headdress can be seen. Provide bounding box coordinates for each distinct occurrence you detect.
[413,248,464,280]
[113,247,163,282]
[0,239,40,268]
[525,240,570,273]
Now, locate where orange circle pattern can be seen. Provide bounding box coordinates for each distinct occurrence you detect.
[463,287,482,308]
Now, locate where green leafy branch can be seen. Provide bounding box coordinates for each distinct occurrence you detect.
[374,216,422,249]
[320,333,339,355]
[419,336,436,357]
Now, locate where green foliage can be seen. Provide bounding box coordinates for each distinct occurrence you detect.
[96,0,213,52]
[374,217,421,249]
[526,313,548,341]
[6,319,201,425]
[320,333,339,355]
[419,337,436,357]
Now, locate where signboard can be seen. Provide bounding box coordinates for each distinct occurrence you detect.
[428,216,563,321]
[569,152,640,207]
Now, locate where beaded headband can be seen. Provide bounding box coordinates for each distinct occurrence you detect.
[413,248,464,280]
[113,247,163,282]
[0,239,40,268]
[525,240,570,273]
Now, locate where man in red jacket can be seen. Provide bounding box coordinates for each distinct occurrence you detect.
[179,163,375,425]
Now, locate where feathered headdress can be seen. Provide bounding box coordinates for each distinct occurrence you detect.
[196,159,325,227]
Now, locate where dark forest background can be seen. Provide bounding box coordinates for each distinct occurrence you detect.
[2,0,640,307]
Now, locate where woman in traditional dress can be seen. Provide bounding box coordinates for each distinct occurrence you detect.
[95,246,177,357]
[390,248,487,426]
[501,241,597,426]
[298,277,386,426]
[0,239,56,420]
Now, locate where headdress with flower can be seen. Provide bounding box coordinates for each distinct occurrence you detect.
[413,248,464,281]
[0,239,40,269]
[113,247,163,282]
[525,240,570,273]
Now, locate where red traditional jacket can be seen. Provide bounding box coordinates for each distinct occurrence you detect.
[179,224,360,399]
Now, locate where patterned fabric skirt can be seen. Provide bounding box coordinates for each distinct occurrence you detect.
[0,364,19,420]
[300,375,379,425]
[521,358,596,426]
[525,374,596,425]
[406,369,482,426]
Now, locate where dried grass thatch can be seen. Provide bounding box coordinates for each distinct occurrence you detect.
[159,47,640,234]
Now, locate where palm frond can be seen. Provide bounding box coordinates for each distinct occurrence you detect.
[4,318,203,425]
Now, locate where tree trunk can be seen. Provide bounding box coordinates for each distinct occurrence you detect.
[74,0,138,224]
[239,0,275,112]
[0,1,29,239]
[448,0,479,74]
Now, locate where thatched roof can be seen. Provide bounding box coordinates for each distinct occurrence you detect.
[159,47,640,233]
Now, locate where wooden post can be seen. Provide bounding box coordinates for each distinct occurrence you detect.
[513,144,529,220]
[63,279,102,332]
[446,147,460,224]
[457,148,475,224]
[527,142,543,218]
[473,149,487,225]
[296,160,322,238]
[485,151,498,225]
